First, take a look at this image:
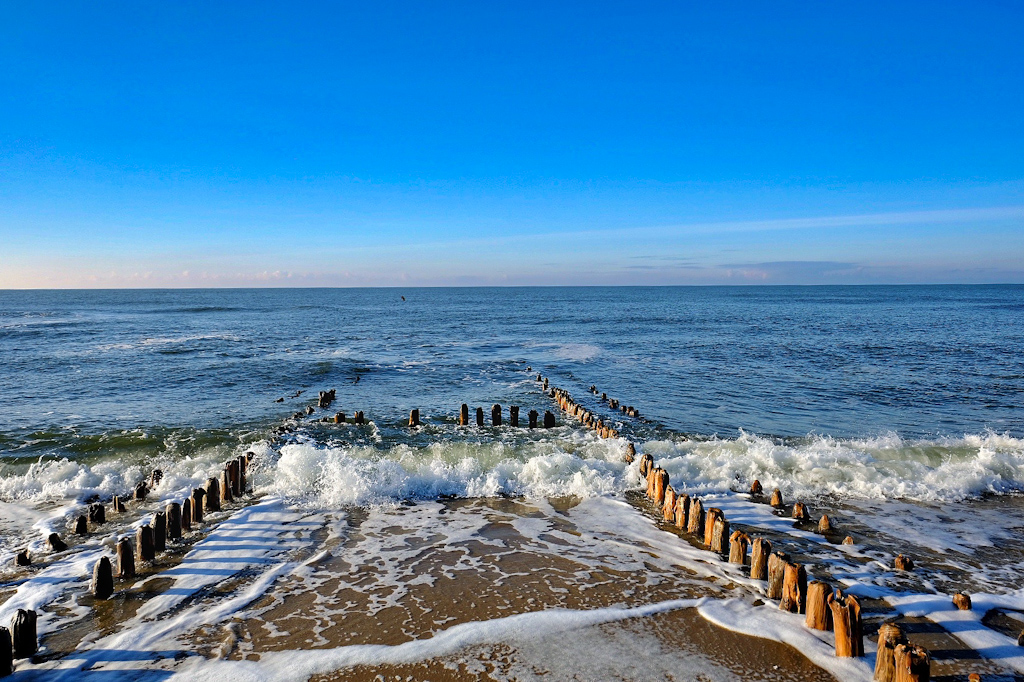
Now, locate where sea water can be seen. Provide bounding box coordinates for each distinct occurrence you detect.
[1,285,1023,680]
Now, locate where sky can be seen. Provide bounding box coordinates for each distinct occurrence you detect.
[1,1,1023,287]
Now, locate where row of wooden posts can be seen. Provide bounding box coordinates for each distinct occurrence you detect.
[88,454,250,600]
[0,609,36,677]
[407,404,556,429]
[637,452,937,680]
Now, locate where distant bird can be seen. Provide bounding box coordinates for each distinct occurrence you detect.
[401,296,406,301]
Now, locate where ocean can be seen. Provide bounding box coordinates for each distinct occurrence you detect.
[1,285,1023,680]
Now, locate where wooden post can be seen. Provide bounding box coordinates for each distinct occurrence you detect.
[354,411,365,424]
[192,488,206,523]
[625,442,636,463]
[75,514,88,535]
[750,479,763,496]
[476,407,484,426]
[843,536,855,545]
[0,626,12,676]
[491,404,502,426]
[687,498,705,535]
[137,524,155,562]
[828,590,863,657]
[704,507,723,547]
[675,493,690,529]
[11,609,36,659]
[711,515,730,554]
[113,495,126,513]
[510,406,519,427]
[89,503,106,525]
[134,481,148,501]
[768,551,789,599]
[953,592,972,610]
[651,468,669,506]
[182,497,193,532]
[116,537,135,579]
[46,533,67,552]
[770,489,784,508]
[221,469,234,503]
[779,562,807,613]
[166,502,182,540]
[237,455,246,495]
[805,580,832,630]
[334,412,346,424]
[818,514,832,533]
[893,644,930,681]
[205,477,221,512]
[663,487,677,522]
[543,411,556,428]
[792,502,810,521]
[874,623,906,682]
[92,556,114,598]
[639,453,654,478]
[527,409,537,428]
[728,531,749,565]
[750,538,771,580]
[154,512,166,552]
[894,554,914,571]
[14,550,29,566]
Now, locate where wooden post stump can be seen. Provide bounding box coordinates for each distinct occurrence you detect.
[728,531,750,565]
[137,525,155,562]
[711,515,730,554]
[334,412,346,424]
[779,562,807,613]
[651,468,669,506]
[116,537,135,579]
[953,592,972,610]
[675,494,690,529]
[491,404,502,426]
[133,481,148,501]
[182,497,193,532]
[704,507,724,547]
[663,487,677,522]
[409,409,420,427]
[625,442,636,463]
[750,479,763,496]
[639,453,654,478]
[166,502,182,541]
[47,533,67,552]
[192,488,206,523]
[14,550,29,567]
[92,556,114,599]
[113,495,126,513]
[354,411,365,424]
[874,622,907,682]
[221,469,234,503]
[792,502,810,521]
[894,554,914,571]
[528,409,538,428]
[770,489,784,508]
[11,609,36,659]
[818,514,832,534]
[687,498,705,535]
[543,378,548,390]
[843,536,855,545]
[154,512,166,552]
[543,411,556,428]
[828,590,863,657]
[750,538,772,580]
[205,477,221,512]
[75,514,88,535]
[474,407,483,426]
[510,406,519,427]
[89,503,106,525]
[237,455,247,494]
[0,626,12,676]
[805,580,832,630]
[893,643,929,680]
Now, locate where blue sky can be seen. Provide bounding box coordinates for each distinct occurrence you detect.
[1,1,1022,287]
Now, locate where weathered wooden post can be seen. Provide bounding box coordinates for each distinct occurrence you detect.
[780,562,807,614]
[137,525,155,562]
[476,407,484,426]
[770,489,784,508]
[675,493,690,529]
[237,455,247,495]
[687,498,705,535]
[112,495,126,513]
[0,626,12,676]
[704,507,724,547]
[543,378,549,390]
[334,412,346,424]
[663,487,677,522]
[792,502,810,521]
[14,550,29,567]
[221,469,234,503]
[750,538,772,580]
[354,411,365,424]
[728,531,749,565]
[166,502,182,541]
[134,481,148,501]
[543,411,556,428]
[89,503,106,525]
[205,477,221,512]
[528,410,538,428]
[651,468,669,506]
[818,514,832,533]
[767,552,789,599]
[154,511,166,552]
[116,537,135,579]
[843,536,855,545]
[829,590,863,657]
[625,442,636,463]
[874,623,907,682]
[953,592,972,610]
[11,609,37,659]
[409,409,420,427]
[750,480,763,496]
[510,406,519,427]
[182,497,193,532]
[75,514,88,535]
[92,556,114,599]
[46,533,67,552]
[893,644,930,681]
[711,514,730,554]
[894,554,914,571]
[192,488,206,523]
[491,404,502,426]
[639,453,654,478]
[805,580,832,630]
